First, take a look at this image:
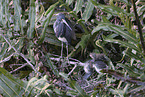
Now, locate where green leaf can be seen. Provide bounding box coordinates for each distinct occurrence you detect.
[69,80,89,97]
[104,38,141,53]
[45,53,59,77]
[66,0,74,6]
[104,34,119,39]
[38,2,59,44]
[44,2,59,16]
[82,0,94,22]
[126,50,145,64]
[27,0,36,38]
[109,88,124,96]
[90,0,133,16]
[73,0,83,14]
[44,33,61,47]
[79,34,90,49]
[92,22,138,44]
[28,47,35,64]
[38,9,54,44]
[13,0,24,34]
[0,0,11,28]
[118,63,140,77]
[0,43,8,59]
[91,23,110,34]
[138,5,145,15]
[35,4,45,23]
[25,75,52,96]
[128,85,145,94]
[59,72,69,81]
[0,67,33,97]
[67,90,78,96]
[109,25,137,44]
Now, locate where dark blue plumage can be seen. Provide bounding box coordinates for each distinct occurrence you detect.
[53,13,76,60]
[53,13,76,45]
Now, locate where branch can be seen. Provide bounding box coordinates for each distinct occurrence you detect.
[9,63,28,73]
[131,0,145,54]
[68,64,77,76]
[50,57,85,66]
[2,34,38,73]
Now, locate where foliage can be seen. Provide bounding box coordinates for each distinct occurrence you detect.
[0,0,145,96]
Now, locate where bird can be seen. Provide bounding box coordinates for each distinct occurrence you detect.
[92,60,107,74]
[90,53,108,73]
[83,60,93,79]
[53,13,76,61]
[83,53,108,79]
[89,53,107,62]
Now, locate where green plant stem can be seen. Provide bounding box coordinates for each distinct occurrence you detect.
[131,0,145,54]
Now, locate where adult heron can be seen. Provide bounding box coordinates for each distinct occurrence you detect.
[53,13,76,61]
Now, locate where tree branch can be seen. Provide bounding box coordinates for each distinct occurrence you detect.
[131,0,145,54]
[2,34,38,73]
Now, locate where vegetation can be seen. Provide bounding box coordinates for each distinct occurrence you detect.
[0,0,145,96]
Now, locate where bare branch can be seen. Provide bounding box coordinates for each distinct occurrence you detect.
[9,63,28,73]
[131,0,145,54]
[1,34,38,73]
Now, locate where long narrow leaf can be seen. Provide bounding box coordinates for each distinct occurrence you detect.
[126,50,145,64]
[73,0,83,14]
[69,80,89,97]
[79,34,90,49]
[0,68,34,96]
[104,38,141,53]
[82,0,94,22]
[90,0,133,16]
[109,25,137,44]
[38,2,58,44]
[118,63,140,77]
[38,9,54,44]
[44,2,59,16]
[66,0,74,5]
[92,22,138,44]
[13,0,24,34]
[27,0,36,38]
[45,53,59,77]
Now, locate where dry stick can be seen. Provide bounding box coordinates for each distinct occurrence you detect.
[68,64,77,76]
[2,34,38,73]
[131,0,145,54]
[50,57,84,75]
[9,63,28,73]
[0,53,14,63]
[50,57,85,66]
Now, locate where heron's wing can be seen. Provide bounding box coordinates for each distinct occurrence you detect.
[65,18,76,40]
[94,61,107,69]
[53,20,65,38]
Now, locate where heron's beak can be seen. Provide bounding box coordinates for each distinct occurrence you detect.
[62,19,72,31]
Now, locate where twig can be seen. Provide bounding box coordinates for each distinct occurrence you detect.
[2,34,38,73]
[0,53,14,63]
[50,57,85,66]
[54,80,74,90]
[131,0,145,54]
[9,63,28,73]
[68,64,77,76]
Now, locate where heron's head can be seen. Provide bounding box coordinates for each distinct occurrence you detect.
[56,13,65,21]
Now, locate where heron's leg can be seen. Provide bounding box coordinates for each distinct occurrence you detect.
[59,42,64,71]
[61,42,63,58]
[66,43,70,64]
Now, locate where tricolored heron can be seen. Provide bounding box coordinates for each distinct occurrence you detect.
[83,53,108,79]
[53,13,76,61]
